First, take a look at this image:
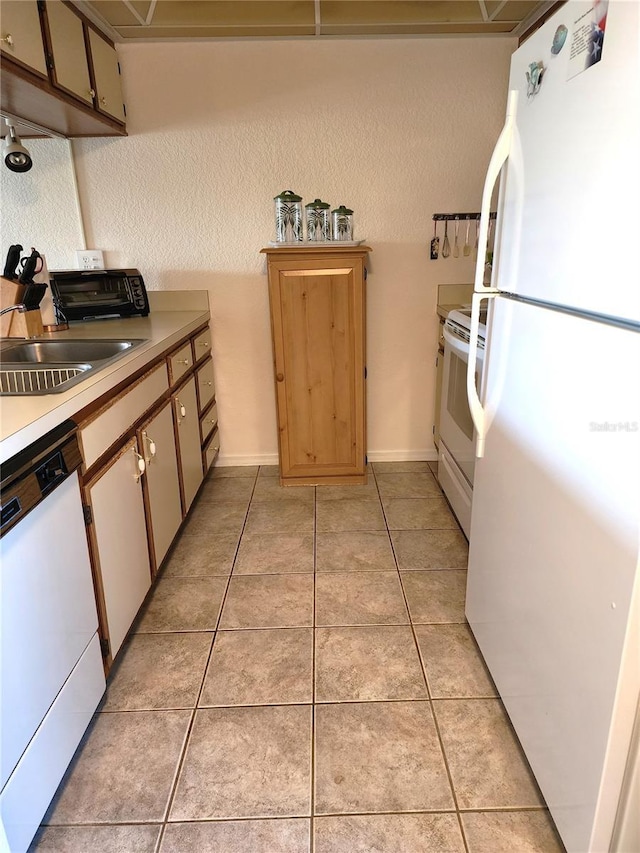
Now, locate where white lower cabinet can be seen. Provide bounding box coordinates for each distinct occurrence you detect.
[85,438,151,661]
[174,375,204,513]
[138,400,182,574]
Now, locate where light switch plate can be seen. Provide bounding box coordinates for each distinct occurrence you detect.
[76,249,104,270]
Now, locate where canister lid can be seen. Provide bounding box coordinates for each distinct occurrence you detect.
[332,205,353,215]
[305,198,330,209]
[274,189,302,202]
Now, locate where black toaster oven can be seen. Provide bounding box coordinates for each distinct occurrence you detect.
[49,268,149,322]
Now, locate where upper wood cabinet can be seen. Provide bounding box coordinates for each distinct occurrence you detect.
[0,1,47,78]
[46,0,93,104]
[0,0,126,137]
[263,245,370,487]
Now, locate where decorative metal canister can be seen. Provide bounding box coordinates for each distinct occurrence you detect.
[305,198,331,242]
[331,205,354,241]
[274,190,303,243]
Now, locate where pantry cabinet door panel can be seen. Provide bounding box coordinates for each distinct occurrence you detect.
[272,261,365,480]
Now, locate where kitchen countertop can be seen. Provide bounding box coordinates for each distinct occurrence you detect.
[0,299,210,465]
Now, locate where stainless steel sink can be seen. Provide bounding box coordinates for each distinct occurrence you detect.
[0,338,148,395]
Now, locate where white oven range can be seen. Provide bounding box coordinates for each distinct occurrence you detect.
[438,306,486,538]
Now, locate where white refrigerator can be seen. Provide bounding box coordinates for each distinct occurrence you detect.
[464,2,640,853]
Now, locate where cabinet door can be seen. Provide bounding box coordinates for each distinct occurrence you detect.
[268,255,366,482]
[86,438,151,661]
[139,401,182,573]
[46,0,93,105]
[88,27,125,123]
[0,1,47,77]
[174,375,204,513]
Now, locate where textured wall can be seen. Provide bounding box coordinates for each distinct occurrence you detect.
[73,37,515,464]
[0,138,83,271]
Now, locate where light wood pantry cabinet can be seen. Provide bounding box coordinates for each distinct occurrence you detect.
[262,245,370,486]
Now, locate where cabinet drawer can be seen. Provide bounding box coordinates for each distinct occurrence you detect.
[192,327,212,363]
[200,402,218,444]
[196,358,215,412]
[80,363,169,470]
[168,342,193,386]
[203,428,220,473]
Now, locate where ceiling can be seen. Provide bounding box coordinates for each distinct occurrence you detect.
[74,1,557,42]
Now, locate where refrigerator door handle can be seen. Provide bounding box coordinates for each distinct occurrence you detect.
[467,291,495,458]
[474,89,518,296]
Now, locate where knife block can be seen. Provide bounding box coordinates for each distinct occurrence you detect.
[0,276,44,338]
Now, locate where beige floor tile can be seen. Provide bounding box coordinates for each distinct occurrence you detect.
[135,576,227,633]
[428,460,438,474]
[44,711,190,824]
[316,482,380,501]
[31,824,161,852]
[461,810,564,853]
[315,626,427,702]
[314,813,465,853]
[200,628,313,706]
[316,572,409,626]
[316,531,396,573]
[219,574,314,629]
[384,497,459,530]
[316,499,385,532]
[244,501,314,535]
[170,706,312,820]
[376,472,442,499]
[434,699,545,809]
[315,702,453,814]
[162,533,239,577]
[258,464,280,477]
[160,819,310,853]
[252,477,315,502]
[401,570,467,623]
[372,461,432,473]
[391,529,468,570]
[210,465,258,478]
[101,632,213,710]
[198,477,256,502]
[235,533,314,575]
[183,500,248,536]
[415,624,497,699]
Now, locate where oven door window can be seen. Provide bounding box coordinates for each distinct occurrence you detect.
[57,277,130,308]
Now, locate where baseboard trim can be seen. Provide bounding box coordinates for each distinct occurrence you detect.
[217,448,438,467]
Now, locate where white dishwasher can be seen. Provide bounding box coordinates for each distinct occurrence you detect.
[0,421,105,853]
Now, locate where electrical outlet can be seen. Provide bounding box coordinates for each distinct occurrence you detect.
[76,250,104,270]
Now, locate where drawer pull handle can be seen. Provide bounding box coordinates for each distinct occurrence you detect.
[199,341,209,348]
[100,96,107,106]
[1,34,14,47]
[142,431,157,464]
[89,88,96,99]
[177,358,190,366]
[132,448,146,482]
[177,400,187,422]
[205,381,213,387]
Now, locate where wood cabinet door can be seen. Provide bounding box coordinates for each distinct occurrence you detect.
[86,438,151,661]
[269,255,366,481]
[88,28,124,122]
[46,0,92,104]
[174,375,204,513]
[139,401,182,573]
[0,1,47,77]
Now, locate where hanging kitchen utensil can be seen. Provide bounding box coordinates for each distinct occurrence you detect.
[442,220,451,258]
[473,218,480,258]
[453,217,460,257]
[3,244,23,280]
[430,220,440,260]
[463,219,471,256]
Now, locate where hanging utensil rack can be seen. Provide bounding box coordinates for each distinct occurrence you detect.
[432,212,497,221]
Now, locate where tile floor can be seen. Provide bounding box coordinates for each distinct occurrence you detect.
[31,461,566,853]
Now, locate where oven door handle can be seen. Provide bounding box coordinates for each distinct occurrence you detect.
[467,292,495,459]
